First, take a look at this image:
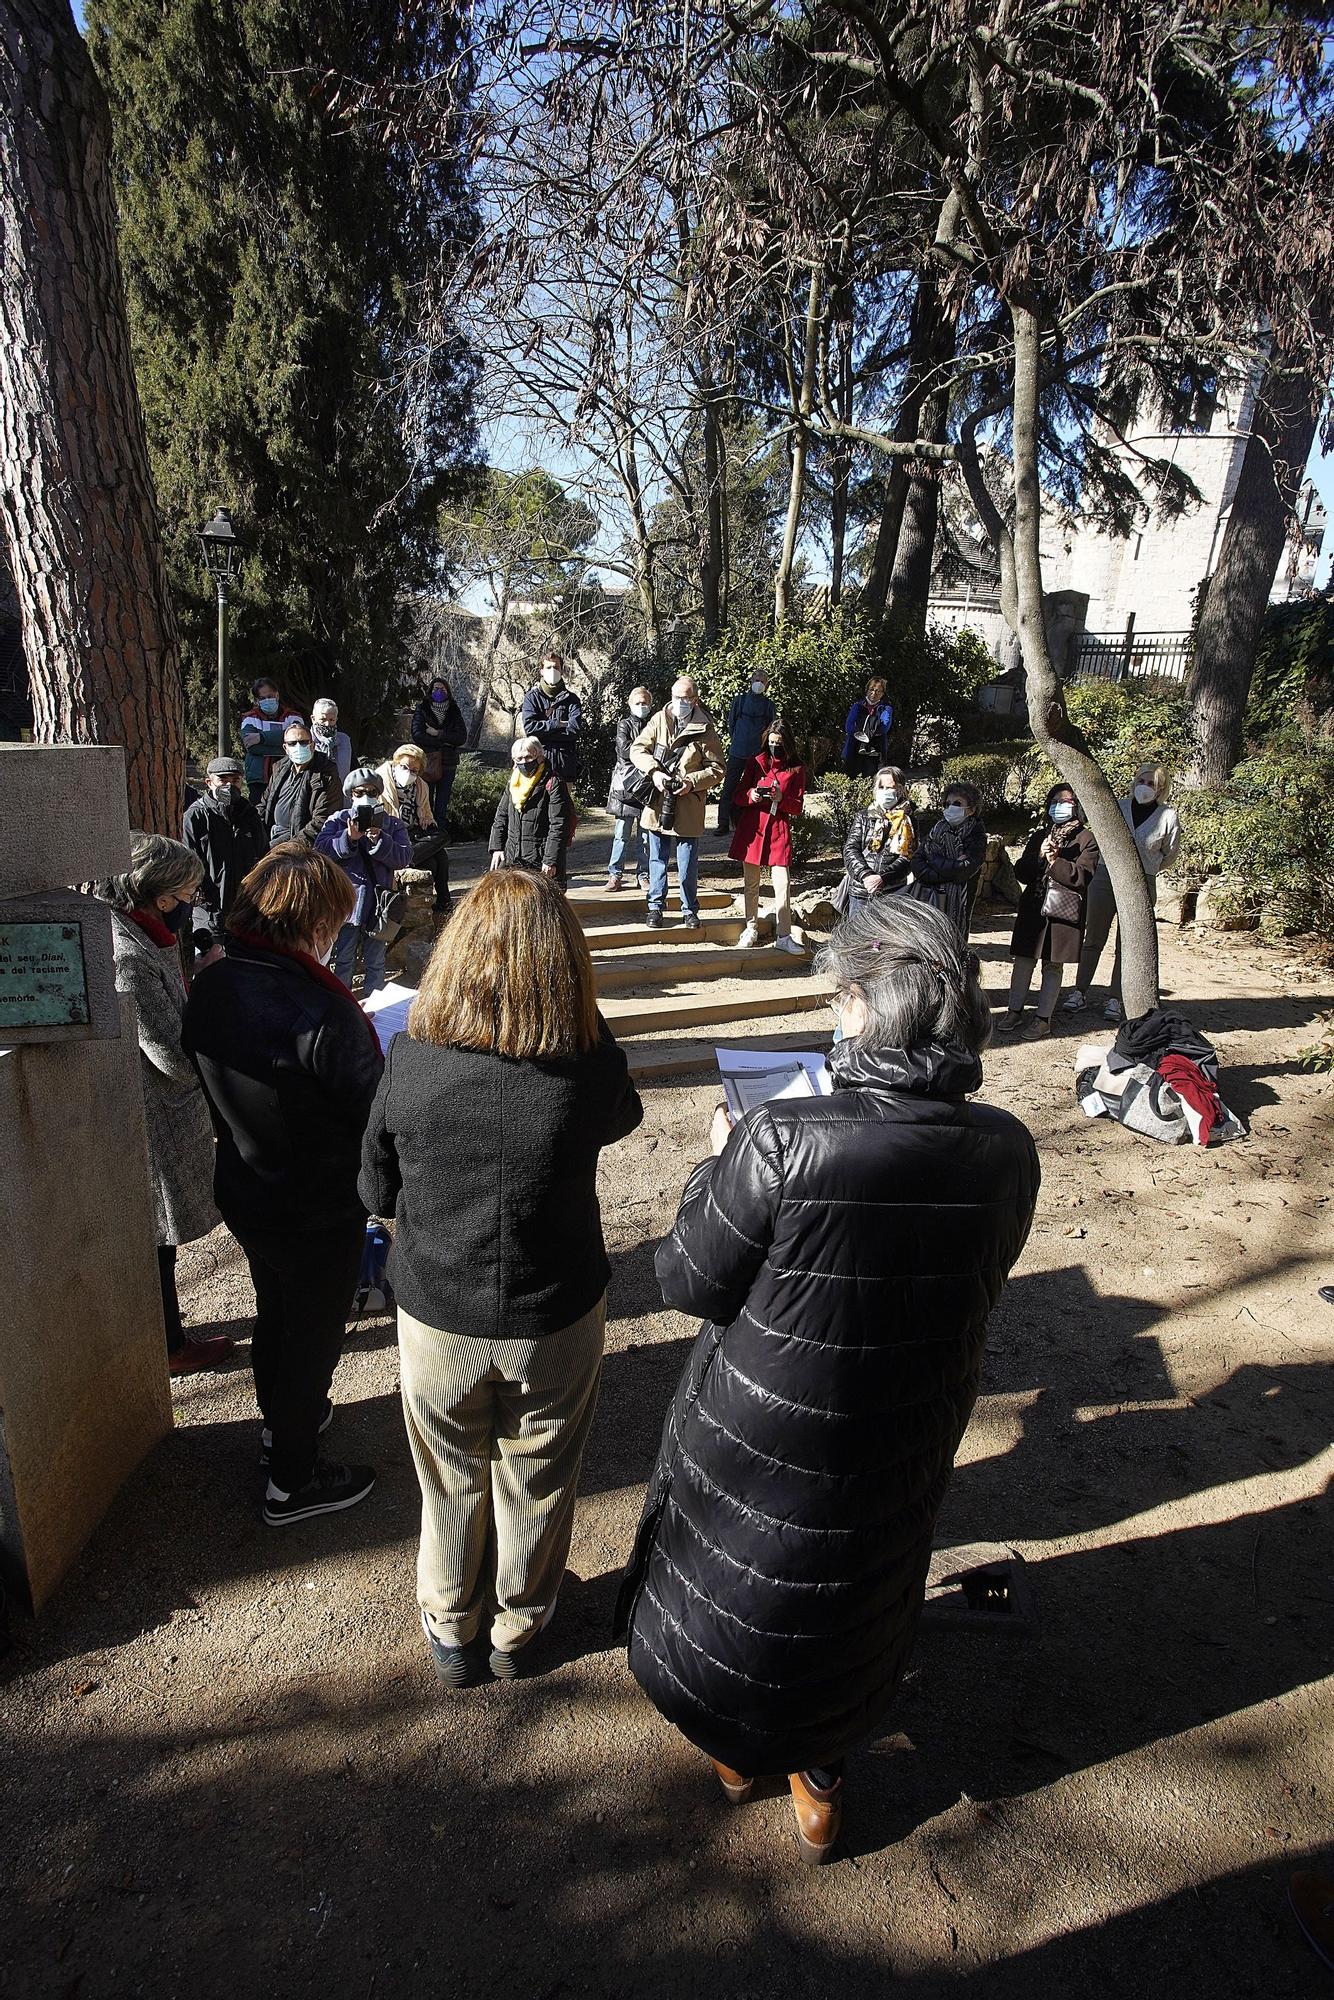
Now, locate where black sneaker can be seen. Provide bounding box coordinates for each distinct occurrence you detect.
[678,911,699,929]
[262,1460,375,1526]
[421,1613,473,1687]
[259,1399,333,1467]
[645,908,664,930]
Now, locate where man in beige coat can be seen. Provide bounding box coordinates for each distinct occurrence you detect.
[630,675,726,929]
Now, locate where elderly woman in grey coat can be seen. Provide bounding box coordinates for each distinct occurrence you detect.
[101,834,233,1375]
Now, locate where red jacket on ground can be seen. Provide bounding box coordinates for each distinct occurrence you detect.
[728,754,805,868]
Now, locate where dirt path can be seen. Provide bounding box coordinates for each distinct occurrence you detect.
[2,912,1332,1998]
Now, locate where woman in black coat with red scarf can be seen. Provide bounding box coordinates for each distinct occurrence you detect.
[616,896,1039,1865]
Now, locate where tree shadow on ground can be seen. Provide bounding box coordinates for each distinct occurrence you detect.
[0,1666,1327,2000]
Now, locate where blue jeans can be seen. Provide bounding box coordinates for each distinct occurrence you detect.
[333,921,386,994]
[609,816,643,880]
[647,831,699,917]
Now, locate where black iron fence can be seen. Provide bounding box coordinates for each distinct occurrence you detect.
[1074,626,1192,684]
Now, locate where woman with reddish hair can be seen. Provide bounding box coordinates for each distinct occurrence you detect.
[183,842,384,1526]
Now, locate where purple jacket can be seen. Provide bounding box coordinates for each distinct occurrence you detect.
[315,808,412,929]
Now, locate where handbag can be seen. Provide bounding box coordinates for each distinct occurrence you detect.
[371,885,407,942]
[831,874,852,914]
[1040,881,1081,925]
[422,748,444,784]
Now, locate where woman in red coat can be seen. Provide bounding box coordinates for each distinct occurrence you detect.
[729,718,806,955]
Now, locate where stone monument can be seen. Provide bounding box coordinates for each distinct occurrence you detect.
[0,744,171,1611]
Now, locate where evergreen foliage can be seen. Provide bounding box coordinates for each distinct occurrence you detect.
[86,0,479,757]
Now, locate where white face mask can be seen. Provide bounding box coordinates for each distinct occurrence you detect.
[393,767,414,788]
[1133,783,1157,806]
[942,802,967,825]
[630,702,651,720]
[750,679,766,694]
[315,933,335,966]
[351,793,376,810]
[541,667,562,688]
[671,697,693,722]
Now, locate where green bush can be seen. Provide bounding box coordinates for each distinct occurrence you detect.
[807,771,865,849]
[684,615,875,772]
[876,621,993,760]
[1177,740,1334,936]
[446,753,509,841]
[1064,681,1192,791]
[1246,597,1334,747]
[939,739,1055,812]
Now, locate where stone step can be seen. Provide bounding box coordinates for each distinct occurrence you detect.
[568,887,734,923]
[601,977,825,1039]
[582,914,772,952]
[594,942,811,994]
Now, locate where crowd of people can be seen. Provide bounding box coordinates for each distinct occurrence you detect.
[95,649,1183,1864]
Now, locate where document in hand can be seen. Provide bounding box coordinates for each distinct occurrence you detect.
[361,980,415,1044]
[715,1045,833,1119]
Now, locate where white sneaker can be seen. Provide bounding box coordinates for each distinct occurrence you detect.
[774,934,805,955]
[737,923,760,948]
[1104,998,1123,1022]
[1061,988,1086,1014]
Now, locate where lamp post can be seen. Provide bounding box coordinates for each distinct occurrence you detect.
[198,508,242,757]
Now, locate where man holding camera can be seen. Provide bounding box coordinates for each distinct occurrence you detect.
[629,677,726,931]
[315,767,411,996]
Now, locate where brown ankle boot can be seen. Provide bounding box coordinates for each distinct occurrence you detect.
[788,1771,842,1863]
[709,1757,755,1804]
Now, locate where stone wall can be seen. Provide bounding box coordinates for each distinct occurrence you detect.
[0,745,171,1612]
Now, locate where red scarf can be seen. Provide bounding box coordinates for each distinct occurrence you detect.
[230,931,383,1054]
[127,906,177,948]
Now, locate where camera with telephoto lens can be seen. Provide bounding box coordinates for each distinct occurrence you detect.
[657,775,677,832]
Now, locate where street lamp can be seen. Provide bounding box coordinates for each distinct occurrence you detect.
[198,508,242,757]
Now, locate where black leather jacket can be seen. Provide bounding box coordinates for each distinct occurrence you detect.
[182,939,384,1233]
[258,752,341,847]
[617,1038,1040,1776]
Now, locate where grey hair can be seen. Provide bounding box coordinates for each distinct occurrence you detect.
[99,831,202,913]
[512,734,543,761]
[814,895,991,1054]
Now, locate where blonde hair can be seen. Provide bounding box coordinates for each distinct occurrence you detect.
[392,743,424,770]
[226,842,355,950]
[409,871,598,1060]
[1134,762,1168,799]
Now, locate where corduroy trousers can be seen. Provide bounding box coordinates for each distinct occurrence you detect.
[398,1293,606,1655]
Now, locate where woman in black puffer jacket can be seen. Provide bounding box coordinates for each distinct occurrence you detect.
[616,895,1039,1864]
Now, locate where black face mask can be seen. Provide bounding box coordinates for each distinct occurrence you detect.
[516,761,540,775]
[161,900,191,935]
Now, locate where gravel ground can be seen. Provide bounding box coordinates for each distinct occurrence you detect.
[2,886,1332,2000]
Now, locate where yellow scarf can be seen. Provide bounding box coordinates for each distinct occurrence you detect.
[509,759,546,810]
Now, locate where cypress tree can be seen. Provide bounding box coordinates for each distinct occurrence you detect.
[85,0,478,753]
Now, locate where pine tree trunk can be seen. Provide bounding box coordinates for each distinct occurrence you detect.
[1185,375,1318,788]
[0,0,185,836]
[1008,303,1160,1020]
[884,455,942,637]
[700,380,725,642]
[856,266,948,620]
